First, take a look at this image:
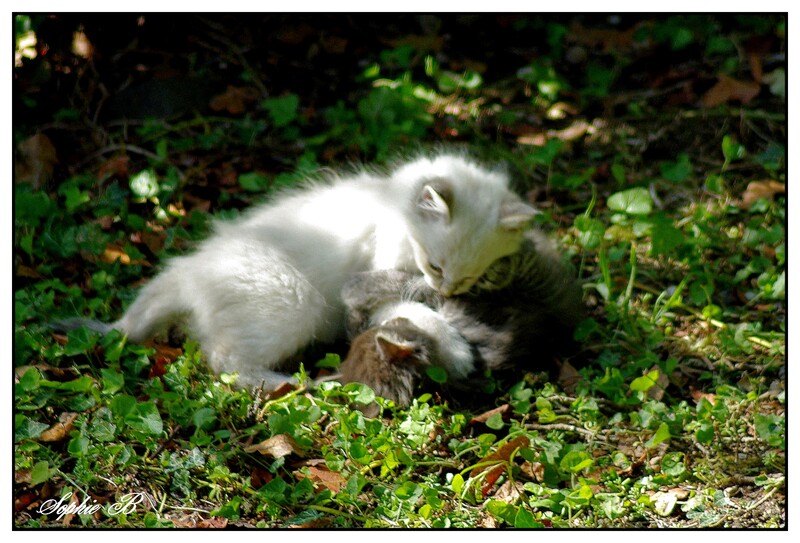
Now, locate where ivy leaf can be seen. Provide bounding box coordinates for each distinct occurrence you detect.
[485,412,505,430]
[514,506,543,528]
[425,366,448,384]
[125,402,164,435]
[191,407,217,431]
[100,369,124,395]
[15,191,57,227]
[40,375,95,393]
[63,327,98,357]
[451,473,464,493]
[559,450,593,474]
[60,185,91,213]
[212,496,241,520]
[722,134,747,163]
[17,367,41,392]
[342,382,376,405]
[262,94,300,128]
[110,394,137,419]
[130,169,160,200]
[661,452,687,478]
[607,187,652,215]
[660,153,693,182]
[650,215,684,256]
[754,413,784,448]
[315,353,341,370]
[574,215,605,249]
[394,481,422,500]
[15,415,50,442]
[695,421,715,444]
[238,172,270,192]
[646,422,671,448]
[630,370,661,393]
[485,500,519,525]
[30,460,56,486]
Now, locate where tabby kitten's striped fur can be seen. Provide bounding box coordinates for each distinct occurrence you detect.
[339,229,583,409]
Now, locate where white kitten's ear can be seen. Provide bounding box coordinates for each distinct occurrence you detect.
[375,333,416,361]
[498,199,539,231]
[416,182,452,222]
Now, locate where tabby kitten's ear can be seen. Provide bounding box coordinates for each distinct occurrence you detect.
[375,333,417,361]
[498,199,539,231]
[416,180,453,222]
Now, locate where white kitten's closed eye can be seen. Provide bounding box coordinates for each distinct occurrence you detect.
[428,262,443,276]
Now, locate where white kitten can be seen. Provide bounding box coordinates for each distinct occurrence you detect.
[82,153,536,389]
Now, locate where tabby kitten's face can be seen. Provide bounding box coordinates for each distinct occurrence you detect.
[410,236,514,296]
[409,178,536,297]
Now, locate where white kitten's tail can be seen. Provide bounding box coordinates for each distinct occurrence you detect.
[111,265,187,342]
[49,317,114,335]
[52,266,186,342]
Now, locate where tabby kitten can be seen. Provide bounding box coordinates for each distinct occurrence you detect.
[338,317,437,417]
[339,229,583,408]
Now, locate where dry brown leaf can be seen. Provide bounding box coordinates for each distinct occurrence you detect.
[320,35,348,54]
[15,469,32,485]
[98,243,150,267]
[743,35,774,83]
[244,434,304,459]
[209,85,259,115]
[16,363,78,381]
[40,412,79,442]
[195,517,229,528]
[519,460,545,482]
[493,480,526,504]
[50,333,68,346]
[292,458,328,468]
[265,381,297,400]
[302,466,347,493]
[470,435,531,477]
[286,517,333,529]
[15,492,38,513]
[478,465,505,498]
[96,155,130,180]
[276,24,315,45]
[517,132,546,146]
[470,404,510,426]
[249,467,274,489]
[61,491,80,526]
[15,133,58,188]
[551,120,590,142]
[182,193,213,213]
[748,53,763,84]
[739,180,785,209]
[152,343,183,361]
[557,360,582,394]
[701,74,760,108]
[16,265,44,279]
[147,343,183,378]
[171,514,228,528]
[690,386,717,405]
[471,436,530,498]
[568,22,642,52]
[139,229,166,255]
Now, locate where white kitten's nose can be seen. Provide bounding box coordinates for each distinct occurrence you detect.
[439,281,456,297]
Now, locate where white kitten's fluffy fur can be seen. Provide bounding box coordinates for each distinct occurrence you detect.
[102,152,536,388]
